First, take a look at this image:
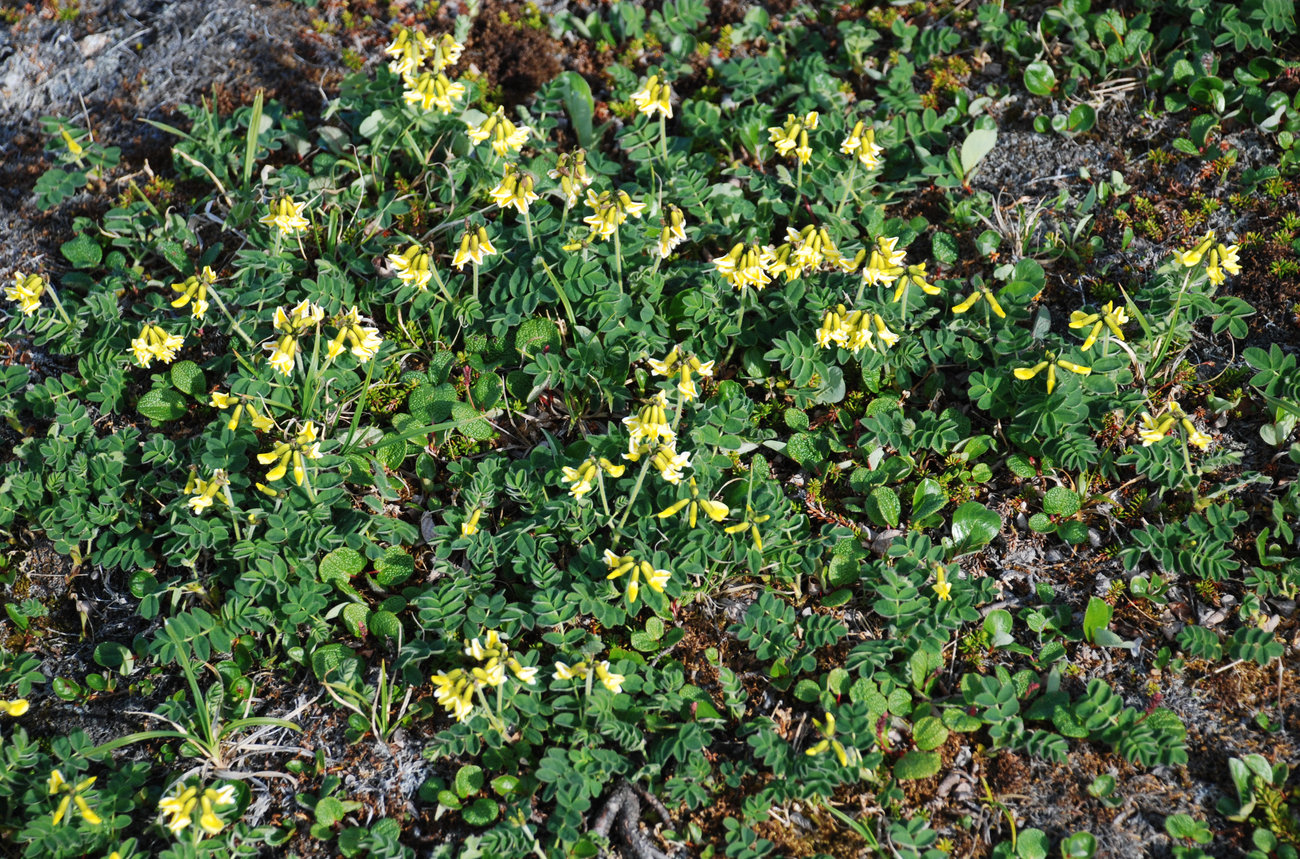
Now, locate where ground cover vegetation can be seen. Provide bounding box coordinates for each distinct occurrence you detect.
[2,0,1300,856]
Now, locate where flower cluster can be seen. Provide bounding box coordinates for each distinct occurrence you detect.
[1013,353,1091,394]
[257,422,322,486]
[451,226,497,270]
[655,205,687,259]
[385,28,462,77]
[467,107,531,156]
[549,150,592,207]
[725,504,771,551]
[158,782,237,836]
[952,285,1006,319]
[780,225,860,277]
[326,307,383,362]
[1069,301,1128,351]
[5,271,46,316]
[768,111,819,164]
[648,346,713,401]
[657,477,729,528]
[170,266,217,319]
[840,120,883,169]
[554,658,626,694]
[815,305,899,354]
[489,163,539,214]
[630,73,673,118]
[603,549,671,603]
[1174,229,1241,284]
[210,391,274,431]
[387,244,434,291]
[265,300,324,376]
[804,712,849,767]
[1138,399,1212,450]
[561,456,624,498]
[260,196,310,236]
[403,71,466,114]
[130,323,185,368]
[581,188,646,241]
[623,391,675,446]
[430,631,537,722]
[0,698,29,716]
[48,769,102,827]
[184,469,230,514]
[712,241,774,291]
[626,440,691,484]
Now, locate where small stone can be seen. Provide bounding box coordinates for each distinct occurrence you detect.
[79,33,112,58]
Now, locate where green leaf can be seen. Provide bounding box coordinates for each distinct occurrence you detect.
[60,233,102,269]
[154,238,190,272]
[455,764,485,798]
[1066,104,1096,134]
[931,231,959,264]
[514,317,561,359]
[373,547,415,587]
[893,750,941,780]
[462,797,499,826]
[1082,597,1112,644]
[170,361,205,398]
[320,547,365,583]
[950,502,1001,553]
[1041,487,1080,517]
[1023,61,1057,96]
[910,478,947,526]
[557,71,596,149]
[1028,512,1055,533]
[367,610,401,639]
[137,387,188,422]
[1017,828,1048,859]
[1059,832,1097,859]
[867,486,901,528]
[315,797,347,827]
[340,603,370,638]
[451,400,494,440]
[959,127,997,178]
[983,609,1015,648]
[912,715,949,751]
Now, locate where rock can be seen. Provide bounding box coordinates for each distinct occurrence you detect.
[78,33,113,58]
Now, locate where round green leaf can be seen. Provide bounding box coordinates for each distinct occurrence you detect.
[461,797,499,826]
[170,361,205,398]
[137,387,188,422]
[314,797,346,827]
[912,715,949,751]
[868,486,901,528]
[373,547,415,587]
[1028,512,1055,533]
[951,501,1001,552]
[1023,61,1057,96]
[514,317,561,358]
[1042,486,1081,517]
[340,603,370,637]
[455,764,485,798]
[893,750,941,780]
[320,547,365,584]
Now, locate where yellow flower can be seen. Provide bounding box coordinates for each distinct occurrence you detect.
[561,457,623,498]
[840,120,883,169]
[0,698,29,716]
[656,206,688,259]
[325,307,383,362]
[622,391,675,445]
[711,242,774,291]
[387,244,433,291]
[1173,230,1215,267]
[603,549,671,603]
[49,771,100,826]
[890,263,938,302]
[650,441,691,484]
[130,323,185,368]
[725,505,772,552]
[1068,301,1129,350]
[170,266,217,319]
[581,188,646,241]
[548,150,592,207]
[1138,411,1176,445]
[187,469,230,514]
[595,660,625,694]
[952,286,1006,319]
[1205,240,1243,285]
[467,107,531,156]
[424,32,464,72]
[1012,355,1091,394]
[384,27,425,76]
[257,422,322,486]
[5,272,47,315]
[461,507,482,537]
[933,564,952,601]
[553,660,586,681]
[657,477,729,528]
[402,72,465,113]
[259,196,310,235]
[451,226,497,270]
[488,164,540,214]
[630,74,673,118]
[767,112,819,163]
[816,305,896,355]
[431,669,476,721]
[647,345,713,401]
[804,712,849,767]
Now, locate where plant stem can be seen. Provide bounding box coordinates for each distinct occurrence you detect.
[1150,268,1194,379]
[613,228,624,296]
[206,286,255,348]
[44,284,74,328]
